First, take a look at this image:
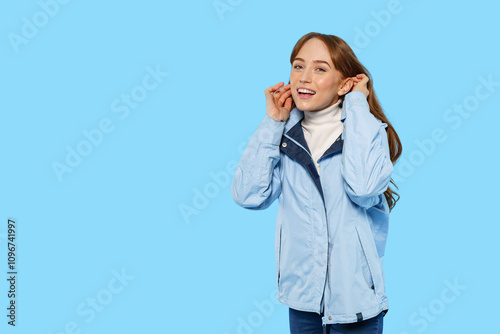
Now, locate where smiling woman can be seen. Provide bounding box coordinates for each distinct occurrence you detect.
[231,32,402,334]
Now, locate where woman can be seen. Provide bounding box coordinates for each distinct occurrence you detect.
[231,32,402,334]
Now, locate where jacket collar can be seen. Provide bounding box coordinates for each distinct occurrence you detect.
[284,107,304,133]
[283,107,344,158]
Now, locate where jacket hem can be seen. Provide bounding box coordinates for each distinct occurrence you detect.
[276,294,321,314]
[277,293,389,325]
[322,303,389,325]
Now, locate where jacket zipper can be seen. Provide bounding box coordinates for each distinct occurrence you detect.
[284,133,330,315]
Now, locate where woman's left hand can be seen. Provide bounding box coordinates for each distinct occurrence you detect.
[351,73,369,98]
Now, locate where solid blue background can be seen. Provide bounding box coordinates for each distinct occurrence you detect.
[1,0,499,333]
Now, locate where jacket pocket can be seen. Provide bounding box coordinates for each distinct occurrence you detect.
[276,223,283,288]
[356,225,377,291]
[361,262,374,290]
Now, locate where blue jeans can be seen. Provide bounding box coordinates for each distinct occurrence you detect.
[289,308,384,334]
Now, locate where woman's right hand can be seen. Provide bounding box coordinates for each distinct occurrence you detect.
[265,82,293,122]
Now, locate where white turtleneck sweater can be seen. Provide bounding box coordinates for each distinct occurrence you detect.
[301,99,343,175]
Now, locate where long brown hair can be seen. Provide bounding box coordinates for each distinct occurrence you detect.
[290,32,402,211]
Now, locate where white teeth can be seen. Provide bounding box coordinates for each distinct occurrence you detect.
[298,88,316,94]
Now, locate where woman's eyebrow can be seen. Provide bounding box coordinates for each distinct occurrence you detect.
[293,57,331,68]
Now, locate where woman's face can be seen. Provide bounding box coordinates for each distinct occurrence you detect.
[290,38,345,112]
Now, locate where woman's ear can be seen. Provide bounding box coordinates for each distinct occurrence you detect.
[337,78,354,96]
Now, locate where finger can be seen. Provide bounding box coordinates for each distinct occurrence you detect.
[284,96,293,111]
[274,83,291,96]
[356,73,369,83]
[265,82,285,95]
[278,89,292,106]
[273,84,291,100]
[278,84,292,91]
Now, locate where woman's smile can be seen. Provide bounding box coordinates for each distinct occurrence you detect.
[297,86,317,99]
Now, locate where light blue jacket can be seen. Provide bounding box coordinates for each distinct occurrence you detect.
[231,91,394,325]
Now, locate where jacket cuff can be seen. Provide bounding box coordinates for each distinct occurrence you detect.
[341,91,368,122]
[259,114,286,145]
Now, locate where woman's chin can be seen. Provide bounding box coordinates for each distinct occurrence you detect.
[295,101,317,112]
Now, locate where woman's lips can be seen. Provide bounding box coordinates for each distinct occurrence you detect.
[297,92,315,99]
[297,87,316,99]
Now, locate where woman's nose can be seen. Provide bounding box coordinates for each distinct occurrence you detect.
[300,69,312,83]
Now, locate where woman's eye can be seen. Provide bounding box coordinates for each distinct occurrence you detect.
[317,68,326,72]
[293,65,303,69]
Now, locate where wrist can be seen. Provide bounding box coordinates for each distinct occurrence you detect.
[267,113,287,122]
[347,90,368,100]
[261,114,286,144]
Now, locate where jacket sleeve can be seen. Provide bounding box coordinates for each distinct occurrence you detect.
[340,91,394,209]
[231,114,285,210]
